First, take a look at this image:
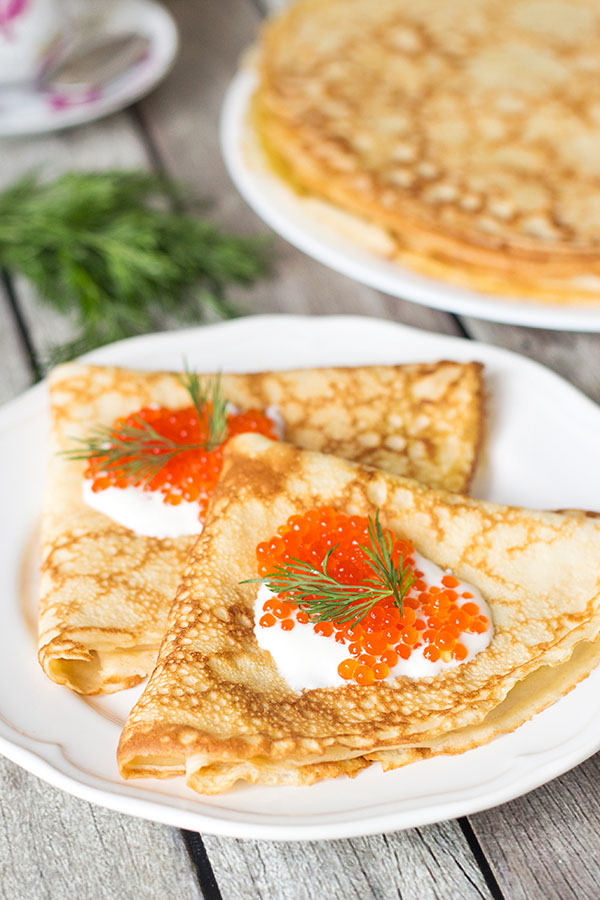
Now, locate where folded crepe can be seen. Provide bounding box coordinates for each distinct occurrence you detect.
[39,360,483,694]
[117,434,600,794]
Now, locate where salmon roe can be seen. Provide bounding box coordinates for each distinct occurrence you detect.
[256,507,488,686]
[85,404,278,521]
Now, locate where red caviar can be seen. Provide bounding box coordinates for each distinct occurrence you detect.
[338,659,358,680]
[85,404,278,521]
[256,507,490,686]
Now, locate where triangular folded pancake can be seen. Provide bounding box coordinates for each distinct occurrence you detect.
[39,360,483,694]
[118,435,600,794]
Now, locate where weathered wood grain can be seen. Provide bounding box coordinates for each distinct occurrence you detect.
[204,823,493,900]
[0,759,202,900]
[470,752,600,900]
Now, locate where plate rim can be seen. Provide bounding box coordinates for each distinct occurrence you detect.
[3,314,600,841]
[220,67,600,333]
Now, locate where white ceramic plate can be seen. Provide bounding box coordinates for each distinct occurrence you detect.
[3,315,600,841]
[0,0,177,137]
[221,69,600,333]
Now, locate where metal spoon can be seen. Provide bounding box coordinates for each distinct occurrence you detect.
[40,31,150,94]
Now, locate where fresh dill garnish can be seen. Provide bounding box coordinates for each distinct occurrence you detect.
[62,371,229,485]
[61,417,207,485]
[243,511,415,629]
[176,366,227,451]
[0,171,270,366]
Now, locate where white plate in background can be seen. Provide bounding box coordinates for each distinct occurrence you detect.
[221,69,600,333]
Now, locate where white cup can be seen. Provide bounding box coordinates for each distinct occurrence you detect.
[0,0,69,86]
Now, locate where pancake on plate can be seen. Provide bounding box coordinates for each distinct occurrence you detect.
[254,0,600,305]
[39,359,483,694]
[117,434,600,793]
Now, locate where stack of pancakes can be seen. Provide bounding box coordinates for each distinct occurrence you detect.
[254,0,600,304]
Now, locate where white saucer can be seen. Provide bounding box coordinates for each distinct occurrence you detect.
[221,68,600,332]
[0,0,178,137]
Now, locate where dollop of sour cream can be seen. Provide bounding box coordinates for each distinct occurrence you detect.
[254,550,493,690]
[82,480,203,539]
[82,404,285,538]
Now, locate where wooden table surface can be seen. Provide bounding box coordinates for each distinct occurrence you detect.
[2,1,599,898]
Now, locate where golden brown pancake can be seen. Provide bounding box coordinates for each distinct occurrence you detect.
[117,435,600,794]
[39,360,483,694]
[369,637,600,770]
[254,0,600,305]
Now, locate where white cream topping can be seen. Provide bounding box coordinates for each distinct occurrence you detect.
[254,550,493,691]
[254,583,349,690]
[81,404,285,537]
[82,481,203,539]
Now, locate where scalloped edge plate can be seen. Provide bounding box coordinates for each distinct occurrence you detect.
[2,315,600,840]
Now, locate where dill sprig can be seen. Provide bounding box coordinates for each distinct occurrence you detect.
[176,366,227,451]
[62,417,207,485]
[245,512,415,629]
[0,171,270,366]
[62,371,229,485]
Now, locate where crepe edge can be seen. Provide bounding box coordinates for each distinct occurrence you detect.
[116,435,600,792]
[118,635,600,792]
[369,635,600,770]
[38,628,159,694]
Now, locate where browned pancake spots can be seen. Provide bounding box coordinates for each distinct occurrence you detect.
[118,435,600,778]
[40,361,483,694]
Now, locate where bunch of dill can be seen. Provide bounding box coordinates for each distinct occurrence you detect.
[0,170,270,363]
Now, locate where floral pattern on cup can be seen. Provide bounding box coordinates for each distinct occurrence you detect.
[0,0,29,39]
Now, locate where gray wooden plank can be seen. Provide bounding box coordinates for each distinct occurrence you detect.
[204,824,493,900]
[0,759,202,900]
[0,118,204,900]
[469,752,600,900]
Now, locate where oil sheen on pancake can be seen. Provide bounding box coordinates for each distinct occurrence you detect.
[117,435,600,794]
